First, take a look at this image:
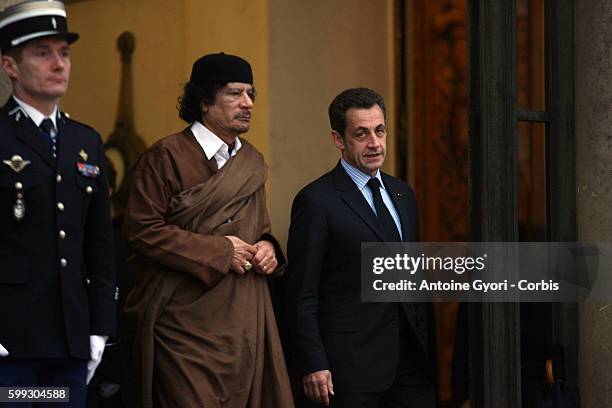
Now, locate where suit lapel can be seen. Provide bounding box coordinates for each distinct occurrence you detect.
[57,113,78,173]
[7,101,56,169]
[332,163,386,241]
[382,174,411,242]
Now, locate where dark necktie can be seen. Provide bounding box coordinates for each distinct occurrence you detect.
[227,143,234,157]
[367,177,401,242]
[40,118,57,158]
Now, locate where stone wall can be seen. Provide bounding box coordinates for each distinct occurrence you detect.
[576,0,612,406]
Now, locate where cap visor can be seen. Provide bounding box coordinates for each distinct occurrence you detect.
[65,32,79,44]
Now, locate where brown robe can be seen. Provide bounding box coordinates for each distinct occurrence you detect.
[123,129,294,408]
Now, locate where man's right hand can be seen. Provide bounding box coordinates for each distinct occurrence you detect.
[224,236,257,274]
[303,370,334,406]
[0,343,8,357]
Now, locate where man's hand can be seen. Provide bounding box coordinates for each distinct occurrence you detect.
[86,335,107,384]
[225,236,257,274]
[0,342,8,357]
[303,370,334,406]
[252,240,278,275]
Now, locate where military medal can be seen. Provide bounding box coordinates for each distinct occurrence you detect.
[3,155,31,173]
[2,156,30,221]
[79,149,88,161]
[77,162,100,177]
[13,181,24,221]
[13,197,25,221]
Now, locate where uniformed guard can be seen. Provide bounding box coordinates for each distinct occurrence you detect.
[0,1,116,406]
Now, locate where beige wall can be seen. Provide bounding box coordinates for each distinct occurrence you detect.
[63,0,270,158]
[268,0,396,247]
[576,0,612,406]
[64,0,184,144]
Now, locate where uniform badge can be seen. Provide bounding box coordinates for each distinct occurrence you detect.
[3,155,31,173]
[13,197,25,221]
[13,181,24,221]
[8,106,25,123]
[79,149,88,161]
[77,162,100,178]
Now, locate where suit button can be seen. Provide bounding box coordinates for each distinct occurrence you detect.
[60,258,68,268]
[14,182,23,190]
[56,174,62,183]
[57,202,64,211]
[85,186,93,194]
[58,230,66,239]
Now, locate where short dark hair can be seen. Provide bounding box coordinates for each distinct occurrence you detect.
[2,45,23,63]
[177,81,224,123]
[328,87,386,136]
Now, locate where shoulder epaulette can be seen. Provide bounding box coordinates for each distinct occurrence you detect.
[59,111,98,133]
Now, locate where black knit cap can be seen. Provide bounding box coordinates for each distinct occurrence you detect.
[190,52,253,87]
[0,1,78,54]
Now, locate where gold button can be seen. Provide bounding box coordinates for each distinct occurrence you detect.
[14,182,23,190]
[59,230,66,239]
[57,202,64,211]
[85,186,93,194]
[56,175,62,183]
[60,258,68,268]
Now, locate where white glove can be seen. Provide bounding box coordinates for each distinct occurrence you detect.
[0,342,8,357]
[86,335,107,384]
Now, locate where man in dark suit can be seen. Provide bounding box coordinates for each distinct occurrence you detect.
[286,88,436,407]
[0,1,116,406]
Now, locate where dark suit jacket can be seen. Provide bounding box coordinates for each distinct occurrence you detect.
[286,162,431,393]
[0,97,116,359]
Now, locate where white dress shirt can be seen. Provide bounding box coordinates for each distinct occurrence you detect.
[13,95,58,134]
[340,158,403,240]
[190,121,241,169]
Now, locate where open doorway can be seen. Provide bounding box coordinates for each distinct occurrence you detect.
[394,0,575,406]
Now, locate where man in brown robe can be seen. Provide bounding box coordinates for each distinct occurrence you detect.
[123,53,294,408]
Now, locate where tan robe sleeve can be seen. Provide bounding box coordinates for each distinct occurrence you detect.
[124,145,233,286]
[261,186,272,235]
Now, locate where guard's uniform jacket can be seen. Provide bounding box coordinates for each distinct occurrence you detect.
[0,97,117,359]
